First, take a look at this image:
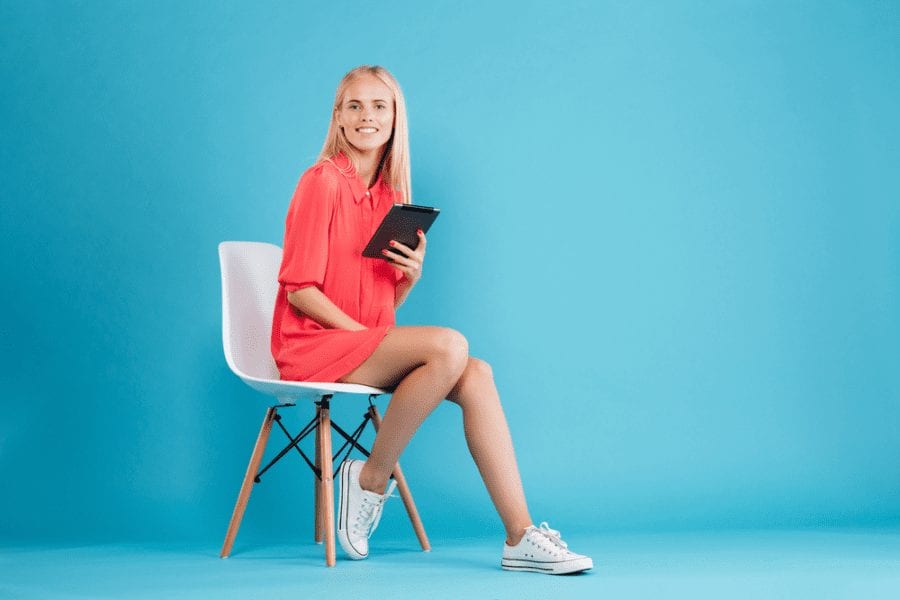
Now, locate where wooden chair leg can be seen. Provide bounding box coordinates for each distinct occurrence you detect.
[220,407,277,558]
[369,405,431,552]
[314,410,324,544]
[318,399,336,566]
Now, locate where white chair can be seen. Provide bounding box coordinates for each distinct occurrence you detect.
[218,241,429,566]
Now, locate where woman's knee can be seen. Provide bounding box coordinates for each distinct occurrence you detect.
[466,357,493,383]
[429,327,469,375]
[460,358,494,398]
[447,357,494,405]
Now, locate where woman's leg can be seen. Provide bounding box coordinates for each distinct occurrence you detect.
[446,357,532,545]
[339,327,532,545]
[338,326,469,494]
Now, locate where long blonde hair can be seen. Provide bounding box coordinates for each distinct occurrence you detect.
[318,65,411,204]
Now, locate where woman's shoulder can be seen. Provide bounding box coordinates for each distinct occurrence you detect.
[298,158,344,191]
[287,159,349,213]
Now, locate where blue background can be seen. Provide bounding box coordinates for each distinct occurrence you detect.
[2,0,898,547]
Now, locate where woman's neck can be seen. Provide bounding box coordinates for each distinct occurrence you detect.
[351,149,382,189]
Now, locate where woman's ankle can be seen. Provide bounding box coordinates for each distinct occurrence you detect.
[505,523,532,546]
[357,462,389,494]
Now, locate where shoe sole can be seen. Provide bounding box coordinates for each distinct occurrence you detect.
[337,460,367,560]
[501,557,593,575]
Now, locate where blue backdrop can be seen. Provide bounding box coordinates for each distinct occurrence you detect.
[2,1,898,545]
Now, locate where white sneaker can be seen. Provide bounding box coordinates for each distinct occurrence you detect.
[337,459,396,560]
[501,522,594,574]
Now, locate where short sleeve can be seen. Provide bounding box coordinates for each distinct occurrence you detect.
[278,165,339,292]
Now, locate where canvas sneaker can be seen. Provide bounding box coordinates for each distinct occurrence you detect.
[337,459,396,560]
[501,522,593,574]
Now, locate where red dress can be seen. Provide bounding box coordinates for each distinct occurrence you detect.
[271,153,404,382]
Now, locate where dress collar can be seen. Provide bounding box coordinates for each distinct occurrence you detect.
[329,152,387,206]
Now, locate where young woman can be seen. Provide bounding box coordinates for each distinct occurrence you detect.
[271,65,592,575]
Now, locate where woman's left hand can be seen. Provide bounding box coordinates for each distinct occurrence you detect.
[383,229,427,285]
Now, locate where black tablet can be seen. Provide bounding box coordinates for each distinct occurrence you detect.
[362,203,440,259]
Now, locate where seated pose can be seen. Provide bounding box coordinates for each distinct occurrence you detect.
[271,65,592,575]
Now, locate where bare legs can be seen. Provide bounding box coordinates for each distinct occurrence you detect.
[338,326,533,545]
[444,357,532,545]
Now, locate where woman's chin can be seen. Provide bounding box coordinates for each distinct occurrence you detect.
[348,139,389,155]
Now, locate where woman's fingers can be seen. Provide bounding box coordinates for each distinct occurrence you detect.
[383,248,417,267]
[383,245,422,282]
[383,231,427,284]
[415,229,427,252]
[387,240,414,258]
[387,230,427,259]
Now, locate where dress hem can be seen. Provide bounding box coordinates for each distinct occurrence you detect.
[277,325,394,383]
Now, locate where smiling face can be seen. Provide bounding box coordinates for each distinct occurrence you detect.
[335,74,395,157]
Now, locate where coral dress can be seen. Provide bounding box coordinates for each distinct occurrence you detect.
[271,153,404,382]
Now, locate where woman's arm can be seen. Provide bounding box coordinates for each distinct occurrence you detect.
[394,279,414,309]
[287,286,367,331]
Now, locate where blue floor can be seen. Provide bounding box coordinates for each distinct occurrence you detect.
[2,529,899,599]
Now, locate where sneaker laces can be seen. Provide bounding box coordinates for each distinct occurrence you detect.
[369,480,397,534]
[354,480,397,538]
[533,522,568,551]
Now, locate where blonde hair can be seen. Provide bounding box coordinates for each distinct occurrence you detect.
[318,65,411,204]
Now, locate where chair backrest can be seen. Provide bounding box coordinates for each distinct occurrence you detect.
[218,241,283,381]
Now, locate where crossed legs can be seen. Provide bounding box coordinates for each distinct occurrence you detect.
[338,326,533,545]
